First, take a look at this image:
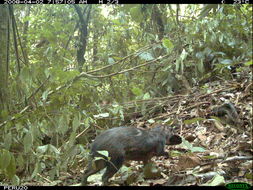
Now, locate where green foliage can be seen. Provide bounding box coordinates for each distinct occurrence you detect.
[96,150,109,158]
[180,138,206,153]
[202,174,225,186]
[162,38,174,53]
[131,87,143,97]
[184,117,205,125]
[130,6,143,23]
[138,52,154,61]
[0,149,16,180]
[244,60,252,66]
[198,4,219,19]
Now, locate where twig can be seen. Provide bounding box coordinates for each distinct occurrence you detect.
[37,173,53,184]
[76,125,91,139]
[79,54,170,79]
[0,106,31,127]
[27,76,51,102]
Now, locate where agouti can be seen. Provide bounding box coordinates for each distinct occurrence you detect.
[212,102,241,126]
[81,125,182,185]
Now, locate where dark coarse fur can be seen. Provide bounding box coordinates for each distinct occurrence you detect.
[81,126,182,186]
[212,102,240,125]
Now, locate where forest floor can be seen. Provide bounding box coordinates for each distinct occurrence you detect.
[23,75,252,186]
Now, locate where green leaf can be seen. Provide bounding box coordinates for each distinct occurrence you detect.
[131,87,143,96]
[87,172,103,183]
[42,89,50,101]
[20,67,31,83]
[62,145,77,161]
[16,154,24,172]
[175,59,180,72]
[22,15,31,22]
[197,60,204,73]
[244,60,252,66]
[44,68,50,78]
[196,52,205,59]
[0,109,9,119]
[72,114,80,133]
[180,138,205,152]
[119,165,131,174]
[11,175,20,185]
[0,149,11,170]
[6,154,16,179]
[130,6,143,23]
[162,38,174,53]
[111,19,122,26]
[48,145,60,155]
[219,34,224,43]
[199,4,219,19]
[108,57,115,64]
[68,132,76,148]
[228,41,236,47]
[97,150,109,158]
[147,119,155,124]
[58,115,68,135]
[143,93,150,100]
[123,4,137,10]
[4,132,12,150]
[170,150,182,157]
[180,138,193,150]
[36,145,49,154]
[184,117,205,124]
[31,162,40,179]
[202,174,225,186]
[49,167,58,181]
[119,109,125,121]
[202,155,218,159]
[23,132,33,153]
[63,57,74,64]
[139,52,154,61]
[245,173,253,180]
[220,59,233,65]
[179,49,188,63]
[191,147,206,152]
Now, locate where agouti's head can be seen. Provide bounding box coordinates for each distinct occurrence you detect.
[152,125,182,145]
[166,134,182,145]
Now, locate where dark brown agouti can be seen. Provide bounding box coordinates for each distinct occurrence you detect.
[81,125,182,186]
[212,102,241,126]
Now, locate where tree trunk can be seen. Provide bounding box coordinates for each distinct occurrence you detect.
[0,5,10,117]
